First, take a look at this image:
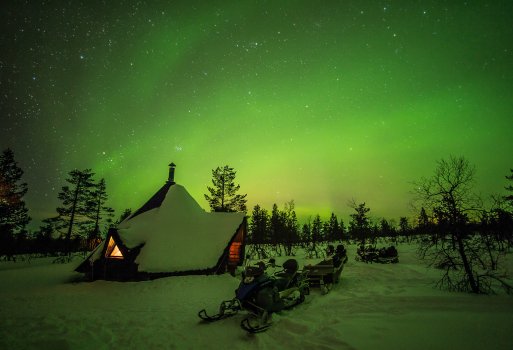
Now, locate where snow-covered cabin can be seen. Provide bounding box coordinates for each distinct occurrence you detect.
[75,163,247,280]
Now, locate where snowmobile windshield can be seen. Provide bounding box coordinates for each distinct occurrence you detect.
[236,276,273,300]
[245,264,264,277]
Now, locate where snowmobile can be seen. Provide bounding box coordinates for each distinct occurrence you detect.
[356,244,399,264]
[303,244,348,294]
[198,258,310,333]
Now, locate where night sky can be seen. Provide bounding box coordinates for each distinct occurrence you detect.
[1,1,512,228]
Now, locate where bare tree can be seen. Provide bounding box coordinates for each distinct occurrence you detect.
[413,156,511,294]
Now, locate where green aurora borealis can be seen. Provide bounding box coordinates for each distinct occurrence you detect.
[1,1,513,227]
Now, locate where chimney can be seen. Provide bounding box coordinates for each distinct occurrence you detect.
[168,162,176,183]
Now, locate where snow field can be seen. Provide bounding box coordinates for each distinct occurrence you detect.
[1,244,512,349]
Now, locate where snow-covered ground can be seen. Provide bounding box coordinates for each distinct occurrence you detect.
[1,244,513,350]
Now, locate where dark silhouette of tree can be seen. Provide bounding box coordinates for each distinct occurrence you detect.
[269,203,295,245]
[281,200,299,255]
[311,215,322,243]
[379,218,393,237]
[417,207,430,229]
[33,218,55,255]
[326,213,342,242]
[301,220,312,243]
[322,221,330,241]
[249,204,270,244]
[0,148,30,259]
[269,203,281,244]
[55,169,96,254]
[115,208,132,226]
[305,215,323,258]
[204,165,247,213]
[413,156,512,294]
[87,178,114,248]
[348,200,371,245]
[339,218,346,241]
[398,217,410,242]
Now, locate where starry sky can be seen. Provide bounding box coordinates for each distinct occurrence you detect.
[1,0,512,229]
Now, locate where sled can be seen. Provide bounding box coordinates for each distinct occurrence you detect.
[356,245,399,264]
[304,254,348,294]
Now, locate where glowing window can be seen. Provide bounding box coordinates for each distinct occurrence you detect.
[105,236,124,259]
[229,242,241,263]
[110,244,123,258]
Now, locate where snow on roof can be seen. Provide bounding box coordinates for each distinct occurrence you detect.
[116,184,245,273]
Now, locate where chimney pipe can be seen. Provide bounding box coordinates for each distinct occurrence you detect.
[168,162,176,183]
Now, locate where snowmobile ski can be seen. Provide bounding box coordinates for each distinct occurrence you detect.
[240,317,272,334]
[198,309,237,322]
[198,299,241,322]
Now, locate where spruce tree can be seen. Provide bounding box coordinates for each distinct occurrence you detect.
[327,212,340,241]
[204,165,247,213]
[115,208,132,225]
[55,169,96,253]
[282,200,299,254]
[249,204,270,244]
[311,215,322,243]
[0,149,30,257]
[348,201,371,245]
[270,203,284,243]
[89,178,114,241]
[301,221,312,242]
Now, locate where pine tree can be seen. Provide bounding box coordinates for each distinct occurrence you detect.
[89,178,114,242]
[399,217,410,234]
[269,203,284,243]
[311,215,322,243]
[249,204,270,244]
[0,149,30,258]
[115,208,132,225]
[204,165,247,213]
[327,212,341,241]
[380,218,393,237]
[301,221,312,242]
[55,169,96,253]
[282,200,299,254]
[348,200,371,245]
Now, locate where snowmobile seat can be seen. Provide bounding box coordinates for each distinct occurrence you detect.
[274,259,299,291]
[282,259,299,275]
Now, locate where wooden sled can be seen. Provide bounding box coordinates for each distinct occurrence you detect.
[304,254,348,294]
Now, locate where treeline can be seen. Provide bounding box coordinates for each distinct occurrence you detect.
[0,148,121,259]
[247,198,513,254]
[247,200,412,246]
